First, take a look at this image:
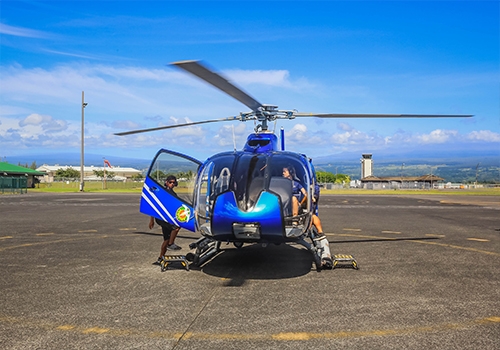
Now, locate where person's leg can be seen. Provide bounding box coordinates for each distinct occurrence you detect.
[168,227,180,246]
[160,239,168,257]
[160,225,171,256]
[292,197,299,216]
[312,215,324,235]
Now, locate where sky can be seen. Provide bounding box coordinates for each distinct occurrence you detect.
[1,0,499,164]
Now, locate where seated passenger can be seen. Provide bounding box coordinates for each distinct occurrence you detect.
[282,166,307,216]
[282,166,325,236]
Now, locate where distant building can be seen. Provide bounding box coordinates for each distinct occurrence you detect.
[361,174,444,189]
[361,154,373,178]
[0,162,45,190]
[359,154,444,189]
[36,164,142,183]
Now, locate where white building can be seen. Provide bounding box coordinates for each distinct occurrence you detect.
[361,154,373,179]
[36,164,142,183]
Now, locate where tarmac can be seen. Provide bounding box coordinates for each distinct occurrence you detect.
[0,192,498,349]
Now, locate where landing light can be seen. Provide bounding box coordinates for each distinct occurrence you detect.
[233,222,261,240]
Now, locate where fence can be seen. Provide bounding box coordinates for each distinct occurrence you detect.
[0,176,28,194]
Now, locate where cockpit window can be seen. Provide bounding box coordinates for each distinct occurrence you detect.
[194,152,311,217]
[195,154,236,220]
[267,154,311,215]
[231,154,268,210]
[247,139,270,147]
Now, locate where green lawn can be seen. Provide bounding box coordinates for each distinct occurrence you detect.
[17,182,500,196]
[321,187,500,196]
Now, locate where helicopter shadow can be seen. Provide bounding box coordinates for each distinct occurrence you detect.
[199,243,314,284]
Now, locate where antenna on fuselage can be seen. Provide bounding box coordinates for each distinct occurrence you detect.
[232,124,236,151]
[280,127,285,151]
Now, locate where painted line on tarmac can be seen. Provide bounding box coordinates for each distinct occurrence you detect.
[410,240,499,256]
[0,236,13,240]
[0,314,498,341]
[330,233,500,257]
[467,238,490,242]
[0,235,111,252]
[381,230,401,234]
[36,232,55,236]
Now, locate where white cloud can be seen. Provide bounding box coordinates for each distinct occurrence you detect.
[19,114,68,133]
[224,69,292,87]
[0,23,51,39]
[111,120,142,130]
[1,62,498,159]
[330,129,382,146]
[286,123,308,143]
[416,129,459,144]
[467,130,500,143]
[213,122,248,147]
[337,122,353,132]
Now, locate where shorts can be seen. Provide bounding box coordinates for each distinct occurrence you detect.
[155,218,179,241]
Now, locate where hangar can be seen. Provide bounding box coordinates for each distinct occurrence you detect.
[0,162,45,193]
[36,164,142,183]
[361,174,444,190]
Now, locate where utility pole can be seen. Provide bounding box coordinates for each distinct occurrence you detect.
[80,91,87,192]
[401,162,405,189]
[475,163,480,187]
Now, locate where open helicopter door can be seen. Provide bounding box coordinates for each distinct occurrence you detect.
[140,149,201,232]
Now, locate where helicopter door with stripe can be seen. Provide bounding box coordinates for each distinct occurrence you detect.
[140,149,201,232]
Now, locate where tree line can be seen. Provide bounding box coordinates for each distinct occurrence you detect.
[54,168,144,181]
[316,171,350,184]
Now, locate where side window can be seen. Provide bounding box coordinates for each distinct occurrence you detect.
[148,151,200,204]
[268,154,311,213]
[196,161,214,220]
[194,154,236,220]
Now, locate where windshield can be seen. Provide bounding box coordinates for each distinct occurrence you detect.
[197,152,311,215]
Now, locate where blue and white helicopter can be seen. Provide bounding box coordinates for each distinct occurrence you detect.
[116,60,471,271]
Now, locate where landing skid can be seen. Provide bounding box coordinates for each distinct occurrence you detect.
[295,231,333,272]
[186,237,221,267]
[187,233,335,272]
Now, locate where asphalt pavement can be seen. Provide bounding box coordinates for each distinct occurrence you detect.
[0,192,498,349]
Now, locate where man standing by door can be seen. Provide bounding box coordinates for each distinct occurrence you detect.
[150,175,182,265]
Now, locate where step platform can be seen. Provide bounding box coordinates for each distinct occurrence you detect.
[333,254,359,270]
[160,255,190,272]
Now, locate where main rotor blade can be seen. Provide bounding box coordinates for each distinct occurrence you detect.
[171,60,263,112]
[294,113,473,118]
[114,116,241,136]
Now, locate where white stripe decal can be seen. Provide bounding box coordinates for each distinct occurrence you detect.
[141,191,167,221]
[142,183,178,224]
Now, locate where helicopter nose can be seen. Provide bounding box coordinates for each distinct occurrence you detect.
[210,191,284,241]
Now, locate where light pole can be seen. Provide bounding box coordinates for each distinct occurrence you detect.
[80,91,87,192]
[401,163,405,189]
[475,163,480,187]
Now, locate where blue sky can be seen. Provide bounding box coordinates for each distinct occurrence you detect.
[1,0,498,163]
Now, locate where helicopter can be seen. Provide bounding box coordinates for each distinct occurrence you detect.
[116,60,472,271]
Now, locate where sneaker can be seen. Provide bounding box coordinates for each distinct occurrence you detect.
[152,257,162,265]
[168,243,182,250]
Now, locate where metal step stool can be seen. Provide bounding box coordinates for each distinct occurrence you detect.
[333,254,359,269]
[160,255,190,271]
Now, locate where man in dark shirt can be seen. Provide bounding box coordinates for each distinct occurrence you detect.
[150,175,181,265]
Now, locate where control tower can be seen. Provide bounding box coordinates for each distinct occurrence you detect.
[361,154,373,179]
